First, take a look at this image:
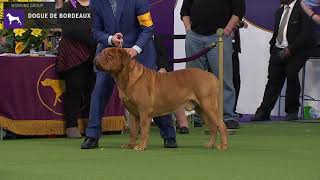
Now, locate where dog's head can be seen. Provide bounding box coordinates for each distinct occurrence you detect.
[6,13,10,17]
[41,78,53,86]
[95,48,131,73]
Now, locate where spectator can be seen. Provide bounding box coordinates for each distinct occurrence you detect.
[56,0,96,138]
[180,0,245,130]
[232,20,248,115]
[252,0,315,121]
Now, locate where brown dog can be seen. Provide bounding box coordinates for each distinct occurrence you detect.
[95,48,228,151]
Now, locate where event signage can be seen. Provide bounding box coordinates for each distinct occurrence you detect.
[2,2,91,29]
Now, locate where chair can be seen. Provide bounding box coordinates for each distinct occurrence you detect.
[277,46,320,119]
[300,53,320,119]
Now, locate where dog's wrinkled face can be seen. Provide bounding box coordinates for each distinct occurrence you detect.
[95,48,130,73]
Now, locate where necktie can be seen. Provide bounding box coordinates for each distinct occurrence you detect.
[277,6,290,43]
[109,0,117,16]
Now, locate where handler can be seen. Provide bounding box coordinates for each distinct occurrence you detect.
[81,0,177,149]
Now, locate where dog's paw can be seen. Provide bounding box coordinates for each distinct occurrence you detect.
[133,145,146,151]
[121,144,135,149]
[215,144,228,150]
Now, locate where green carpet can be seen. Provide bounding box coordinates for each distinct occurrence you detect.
[0,121,319,180]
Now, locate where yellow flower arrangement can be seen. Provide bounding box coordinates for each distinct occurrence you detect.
[31,28,43,37]
[13,29,27,37]
[15,41,26,54]
[0,0,50,53]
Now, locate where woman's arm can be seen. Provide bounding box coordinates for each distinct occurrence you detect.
[301,0,320,25]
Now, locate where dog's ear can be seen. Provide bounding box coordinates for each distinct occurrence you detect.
[117,48,131,65]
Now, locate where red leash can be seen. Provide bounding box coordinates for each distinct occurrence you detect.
[170,42,217,63]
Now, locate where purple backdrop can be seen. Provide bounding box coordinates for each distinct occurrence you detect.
[245,0,280,31]
[150,0,174,63]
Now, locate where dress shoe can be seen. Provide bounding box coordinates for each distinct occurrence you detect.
[177,127,189,134]
[251,111,270,121]
[81,137,98,149]
[285,113,298,121]
[164,138,177,148]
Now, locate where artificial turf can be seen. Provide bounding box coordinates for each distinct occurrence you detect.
[0,121,319,180]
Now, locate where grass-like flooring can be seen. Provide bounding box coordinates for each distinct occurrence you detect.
[0,121,319,180]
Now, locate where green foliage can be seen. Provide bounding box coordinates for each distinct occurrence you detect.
[0,28,49,53]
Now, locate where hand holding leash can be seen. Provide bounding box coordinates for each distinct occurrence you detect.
[112,33,123,48]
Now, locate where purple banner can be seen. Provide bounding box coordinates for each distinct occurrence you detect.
[0,56,124,120]
[245,0,280,32]
[150,0,174,61]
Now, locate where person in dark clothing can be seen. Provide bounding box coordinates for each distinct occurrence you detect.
[56,0,96,138]
[232,20,248,114]
[252,0,315,121]
[180,0,245,131]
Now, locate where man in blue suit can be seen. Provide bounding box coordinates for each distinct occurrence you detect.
[81,0,177,149]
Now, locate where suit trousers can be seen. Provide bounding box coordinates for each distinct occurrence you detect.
[257,48,309,115]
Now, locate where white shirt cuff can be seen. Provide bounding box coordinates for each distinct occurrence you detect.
[132,45,142,54]
[108,36,113,46]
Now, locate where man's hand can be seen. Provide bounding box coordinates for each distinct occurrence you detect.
[125,48,138,58]
[182,16,192,32]
[158,68,167,73]
[223,26,233,36]
[284,47,291,58]
[112,33,123,48]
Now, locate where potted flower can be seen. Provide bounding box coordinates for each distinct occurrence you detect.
[0,28,49,54]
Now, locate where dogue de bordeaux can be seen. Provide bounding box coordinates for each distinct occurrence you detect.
[95,48,228,151]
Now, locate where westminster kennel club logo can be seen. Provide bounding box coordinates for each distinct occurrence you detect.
[4,9,25,29]
[37,64,86,116]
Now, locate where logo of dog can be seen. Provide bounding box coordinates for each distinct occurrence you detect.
[3,9,24,29]
[41,78,66,107]
[6,13,22,25]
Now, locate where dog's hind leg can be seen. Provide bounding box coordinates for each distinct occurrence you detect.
[121,113,139,149]
[197,108,218,149]
[198,99,228,150]
[134,113,152,151]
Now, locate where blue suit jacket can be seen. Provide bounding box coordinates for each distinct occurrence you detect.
[90,0,156,69]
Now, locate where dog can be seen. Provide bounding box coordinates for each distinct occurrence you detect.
[41,78,66,106]
[6,13,22,25]
[95,48,228,151]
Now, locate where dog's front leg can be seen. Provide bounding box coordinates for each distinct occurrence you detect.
[134,113,151,151]
[121,113,139,149]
